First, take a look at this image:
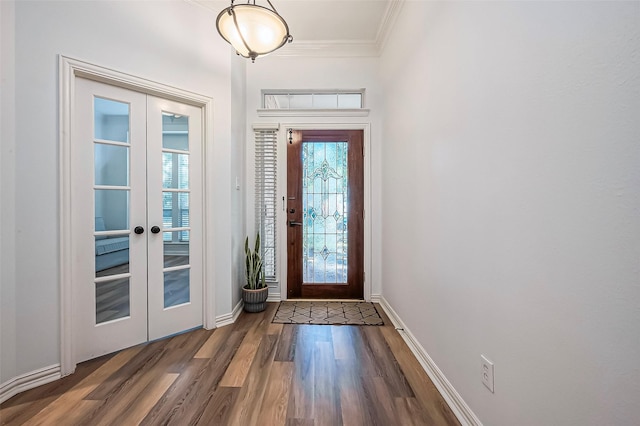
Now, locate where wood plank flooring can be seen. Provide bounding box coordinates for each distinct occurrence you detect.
[0,303,460,426]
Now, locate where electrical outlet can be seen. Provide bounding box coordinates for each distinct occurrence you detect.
[481,355,494,393]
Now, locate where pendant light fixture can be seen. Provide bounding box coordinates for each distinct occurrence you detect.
[216,0,293,62]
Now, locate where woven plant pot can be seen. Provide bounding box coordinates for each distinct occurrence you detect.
[242,286,269,313]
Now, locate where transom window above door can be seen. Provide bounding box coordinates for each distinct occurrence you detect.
[258,89,369,117]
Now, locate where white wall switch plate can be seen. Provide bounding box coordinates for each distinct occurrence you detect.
[481,354,495,393]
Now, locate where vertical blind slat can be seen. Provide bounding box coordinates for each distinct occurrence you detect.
[255,129,277,280]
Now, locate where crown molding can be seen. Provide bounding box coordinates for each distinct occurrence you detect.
[189,0,405,58]
[375,0,405,54]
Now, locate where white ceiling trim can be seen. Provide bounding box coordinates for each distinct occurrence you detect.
[189,0,404,58]
[272,0,404,58]
[373,0,405,54]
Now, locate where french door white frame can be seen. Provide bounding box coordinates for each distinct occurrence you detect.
[275,122,372,302]
[59,56,215,376]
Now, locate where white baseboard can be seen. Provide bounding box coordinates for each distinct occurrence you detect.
[0,364,61,404]
[215,299,244,328]
[370,293,382,303]
[267,283,281,302]
[267,292,281,302]
[214,290,282,327]
[379,297,482,426]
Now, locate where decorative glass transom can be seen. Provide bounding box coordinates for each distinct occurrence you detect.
[302,142,348,284]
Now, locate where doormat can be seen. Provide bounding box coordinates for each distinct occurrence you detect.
[272,301,384,325]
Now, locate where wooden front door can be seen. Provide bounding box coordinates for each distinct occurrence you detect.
[287,130,364,299]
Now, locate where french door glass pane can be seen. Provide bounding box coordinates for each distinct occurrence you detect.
[95,143,129,186]
[94,97,129,143]
[162,152,189,189]
[95,190,129,231]
[164,269,190,308]
[96,278,130,324]
[95,235,130,277]
[163,231,189,267]
[302,142,348,284]
[162,113,189,151]
[162,192,189,229]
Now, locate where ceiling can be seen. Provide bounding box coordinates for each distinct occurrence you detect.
[192,0,402,57]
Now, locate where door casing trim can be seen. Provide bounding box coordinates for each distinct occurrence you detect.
[59,55,215,376]
[277,123,372,302]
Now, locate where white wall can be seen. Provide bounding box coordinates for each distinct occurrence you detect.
[245,56,383,300]
[379,1,640,425]
[1,0,240,383]
[0,0,18,385]
[230,54,247,309]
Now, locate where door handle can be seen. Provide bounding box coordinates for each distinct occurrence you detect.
[134,226,144,234]
[151,226,161,234]
[288,220,303,227]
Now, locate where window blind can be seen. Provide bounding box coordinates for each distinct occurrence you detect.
[162,153,190,242]
[255,128,278,281]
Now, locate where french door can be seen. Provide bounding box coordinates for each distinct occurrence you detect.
[287,130,364,299]
[72,78,203,363]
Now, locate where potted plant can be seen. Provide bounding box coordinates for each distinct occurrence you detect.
[242,233,269,312]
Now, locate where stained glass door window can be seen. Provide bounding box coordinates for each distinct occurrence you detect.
[302,142,348,284]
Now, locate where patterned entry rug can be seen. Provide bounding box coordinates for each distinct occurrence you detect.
[272,301,384,325]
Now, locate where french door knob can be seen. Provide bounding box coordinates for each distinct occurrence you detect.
[151,226,161,234]
[134,226,144,234]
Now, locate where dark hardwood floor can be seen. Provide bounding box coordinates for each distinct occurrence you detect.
[0,303,460,426]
